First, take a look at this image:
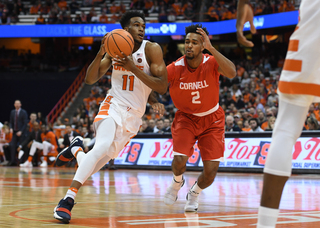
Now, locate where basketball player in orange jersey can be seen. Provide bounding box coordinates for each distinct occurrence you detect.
[53,10,167,223]
[254,1,320,227]
[164,24,236,211]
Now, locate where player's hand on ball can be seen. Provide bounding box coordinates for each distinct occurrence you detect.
[99,33,108,56]
[113,52,134,71]
[152,103,165,117]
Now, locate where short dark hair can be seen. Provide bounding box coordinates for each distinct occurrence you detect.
[249,118,258,124]
[185,24,209,36]
[120,10,145,28]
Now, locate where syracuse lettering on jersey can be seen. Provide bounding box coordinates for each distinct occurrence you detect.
[179,80,209,90]
[113,65,144,71]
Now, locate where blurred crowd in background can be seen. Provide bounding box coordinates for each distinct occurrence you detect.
[0,0,297,25]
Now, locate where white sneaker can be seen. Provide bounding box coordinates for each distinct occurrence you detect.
[20,160,32,167]
[164,178,185,205]
[40,161,48,167]
[184,191,199,212]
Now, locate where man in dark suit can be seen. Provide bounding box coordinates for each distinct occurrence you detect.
[59,124,80,152]
[17,121,42,165]
[9,100,28,166]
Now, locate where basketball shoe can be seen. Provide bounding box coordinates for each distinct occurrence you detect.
[184,190,199,212]
[55,136,84,167]
[19,160,32,167]
[53,197,75,223]
[164,177,185,205]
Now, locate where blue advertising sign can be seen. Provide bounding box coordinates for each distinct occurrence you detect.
[0,11,298,38]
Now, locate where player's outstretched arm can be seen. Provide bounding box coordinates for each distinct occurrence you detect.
[85,34,113,85]
[236,0,256,47]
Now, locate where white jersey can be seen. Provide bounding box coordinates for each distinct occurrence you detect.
[109,40,152,117]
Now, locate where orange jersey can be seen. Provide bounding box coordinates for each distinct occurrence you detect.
[167,54,220,115]
[41,131,58,152]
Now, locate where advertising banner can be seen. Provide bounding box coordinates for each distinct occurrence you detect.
[115,136,320,170]
[0,11,298,38]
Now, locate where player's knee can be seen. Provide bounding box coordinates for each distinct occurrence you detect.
[172,155,187,169]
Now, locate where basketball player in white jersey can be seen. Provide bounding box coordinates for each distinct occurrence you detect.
[53,10,168,224]
[255,1,320,227]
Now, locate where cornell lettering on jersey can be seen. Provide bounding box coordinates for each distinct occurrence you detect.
[179,80,209,90]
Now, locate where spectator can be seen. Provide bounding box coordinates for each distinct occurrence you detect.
[109,1,119,14]
[148,119,157,133]
[29,4,39,15]
[162,118,171,133]
[167,6,177,22]
[149,0,159,13]
[307,116,320,130]
[265,116,276,131]
[225,115,241,132]
[155,119,164,133]
[29,113,41,132]
[257,111,267,127]
[183,2,195,21]
[20,124,58,167]
[139,119,153,133]
[158,5,167,22]
[17,121,42,165]
[58,0,68,11]
[36,14,46,24]
[249,118,264,132]
[69,0,80,14]
[0,125,12,165]
[260,109,274,130]
[242,119,251,132]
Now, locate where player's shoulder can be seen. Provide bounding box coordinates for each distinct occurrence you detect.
[170,56,185,68]
[145,40,162,51]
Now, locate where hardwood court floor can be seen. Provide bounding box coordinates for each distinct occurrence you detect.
[0,167,320,228]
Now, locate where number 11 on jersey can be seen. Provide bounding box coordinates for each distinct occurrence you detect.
[122,75,135,91]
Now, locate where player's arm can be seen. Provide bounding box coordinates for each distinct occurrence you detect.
[236,0,256,47]
[85,34,113,85]
[113,42,168,95]
[197,28,236,79]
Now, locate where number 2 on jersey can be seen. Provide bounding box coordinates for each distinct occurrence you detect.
[191,91,201,104]
[122,75,134,91]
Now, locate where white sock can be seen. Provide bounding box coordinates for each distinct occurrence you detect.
[257,206,279,228]
[190,182,202,195]
[173,174,183,183]
[64,187,78,200]
[71,146,82,156]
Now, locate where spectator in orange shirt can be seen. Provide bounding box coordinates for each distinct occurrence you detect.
[241,119,251,131]
[36,14,46,24]
[172,0,182,15]
[83,93,96,111]
[109,2,119,14]
[30,4,39,14]
[144,0,154,14]
[99,10,108,23]
[58,0,68,11]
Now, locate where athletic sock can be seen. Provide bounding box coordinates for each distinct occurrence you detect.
[173,174,183,183]
[257,206,279,228]
[190,182,202,195]
[71,147,83,157]
[64,187,78,200]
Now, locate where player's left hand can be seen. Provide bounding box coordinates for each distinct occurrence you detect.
[197,28,211,50]
[152,103,165,117]
[113,52,135,71]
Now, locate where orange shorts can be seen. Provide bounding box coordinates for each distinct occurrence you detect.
[171,106,225,161]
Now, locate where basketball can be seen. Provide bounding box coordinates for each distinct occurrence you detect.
[104,29,134,58]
